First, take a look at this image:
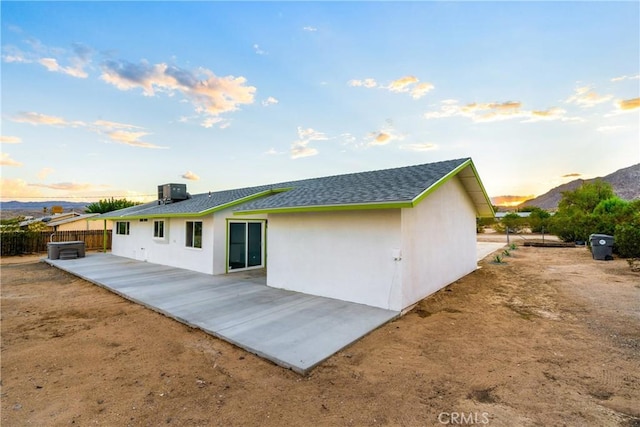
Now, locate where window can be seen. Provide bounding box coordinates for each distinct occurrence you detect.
[153,220,165,238]
[228,221,264,271]
[116,221,130,235]
[186,221,202,248]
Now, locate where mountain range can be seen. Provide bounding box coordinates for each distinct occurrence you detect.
[519,163,640,210]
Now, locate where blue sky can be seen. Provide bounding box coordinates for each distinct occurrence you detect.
[1,1,639,206]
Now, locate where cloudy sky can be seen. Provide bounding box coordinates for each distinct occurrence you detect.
[1,1,639,206]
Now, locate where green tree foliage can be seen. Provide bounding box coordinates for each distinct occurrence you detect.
[85,198,140,214]
[527,207,552,233]
[615,218,640,258]
[557,180,615,214]
[0,217,24,231]
[501,212,525,233]
[548,181,640,254]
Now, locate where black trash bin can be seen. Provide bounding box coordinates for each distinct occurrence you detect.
[589,234,614,261]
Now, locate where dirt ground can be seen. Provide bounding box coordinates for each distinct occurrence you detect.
[1,243,639,426]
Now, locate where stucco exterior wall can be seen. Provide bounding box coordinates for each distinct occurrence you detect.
[111,216,215,275]
[110,208,267,276]
[56,219,112,231]
[266,210,403,310]
[400,176,477,310]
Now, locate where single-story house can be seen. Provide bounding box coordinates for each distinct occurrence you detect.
[20,212,112,231]
[96,158,494,312]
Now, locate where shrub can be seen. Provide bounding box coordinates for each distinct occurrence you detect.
[615,220,640,258]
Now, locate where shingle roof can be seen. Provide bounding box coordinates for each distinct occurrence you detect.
[98,158,494,219]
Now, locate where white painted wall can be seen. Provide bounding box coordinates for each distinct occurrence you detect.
[56,219,112,231]
[110,207,267,275]
[400,176,477,310]
[111,216,215,274]
[266,210,403,310]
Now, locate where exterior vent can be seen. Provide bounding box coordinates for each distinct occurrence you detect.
[158,183,188,203]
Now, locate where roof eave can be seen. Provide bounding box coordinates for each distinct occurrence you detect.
[410,158,494,218]
[92,189,276,220]
[234,200,413,215]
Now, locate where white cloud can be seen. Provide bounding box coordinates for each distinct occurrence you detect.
[0,153,23,167]
[265,147,281,155]
[0,178,44,201]
[38,57,88,78]
[38,167,55,180]
[348,78,378,88]
[425,100,583,123]
[253,44,267,55]
[596,125,626,133]
[291,143,318,159]
[366,128,406,146]
[4,39,93,78]
[616,97,640,111]
[290,126,328,159]
[12,112,165,149]
[400,143,438,152]
[181,171,200,181]
[611,74,640,82]
[29,182,93,191]
[303,26,318,32]
[11,111,71,126]
[100,60,256,117]
[262,96,279,107]
[201,117,224,128]
[91,120,166,148]
[0,135,22,144]
[565,86,613,108]
[349,75,434,99]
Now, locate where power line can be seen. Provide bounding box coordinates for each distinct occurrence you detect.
[1,195,156,200]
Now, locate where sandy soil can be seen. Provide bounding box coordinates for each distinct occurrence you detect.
[1,245,639,426]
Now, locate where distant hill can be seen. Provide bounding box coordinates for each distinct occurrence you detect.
[520,163,640,210]
[0,201,90,220]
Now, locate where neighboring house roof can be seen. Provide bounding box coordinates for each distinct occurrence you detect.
[47,213,102,227]
[98,158,494,220]
[495,212,532,219]
[19,211,81,227]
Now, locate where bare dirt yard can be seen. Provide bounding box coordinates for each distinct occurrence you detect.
[2,244,639,426]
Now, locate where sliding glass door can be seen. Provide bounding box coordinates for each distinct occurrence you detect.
[228,221,264,271]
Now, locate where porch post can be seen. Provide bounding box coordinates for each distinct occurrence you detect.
[103,220,107,253]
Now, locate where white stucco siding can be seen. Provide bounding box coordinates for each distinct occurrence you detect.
[400,176,477,310]
[57,219,112,231]
[111,216,216,274]
[266,210,402,310]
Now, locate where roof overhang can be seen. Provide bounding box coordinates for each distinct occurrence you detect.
[90,189,275,220]
[411,158,494,218]
[234,159,495,218]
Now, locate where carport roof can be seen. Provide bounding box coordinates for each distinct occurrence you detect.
[97,157,494,219]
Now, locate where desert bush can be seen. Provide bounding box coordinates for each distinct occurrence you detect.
[615,220,640,258]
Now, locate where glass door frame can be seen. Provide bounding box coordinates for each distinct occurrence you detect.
[225,219,267,273]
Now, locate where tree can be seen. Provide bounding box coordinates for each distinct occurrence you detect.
[501,213,525,233]
[85,198,140,214]
[527,207,552,233]
[557,180,615,214]
[549,180,640,249]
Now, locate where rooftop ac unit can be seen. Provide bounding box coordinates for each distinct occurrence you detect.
[158,183,188,203]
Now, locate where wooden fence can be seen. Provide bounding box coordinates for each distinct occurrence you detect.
[1,230,112,256]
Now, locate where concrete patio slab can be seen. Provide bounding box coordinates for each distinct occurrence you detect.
[44,253,399,374]
[477,242,507,260]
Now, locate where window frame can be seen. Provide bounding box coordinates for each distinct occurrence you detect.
[153,219,165,239]
[116,221,130,235]
[185,221,203,249]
